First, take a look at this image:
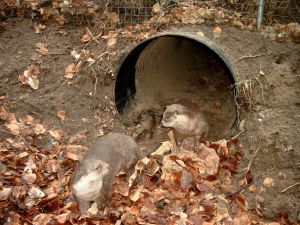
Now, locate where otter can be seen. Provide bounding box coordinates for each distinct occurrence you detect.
[161,100,209,152]
[71,133,160,215]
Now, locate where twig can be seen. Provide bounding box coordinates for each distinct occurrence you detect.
[281,182,300,193]
[244,145,262,175]
[255,77,265,104]
[48,52,68,55]
[86,27,102,44]
[235,54,265,62]
[20,99,57,117]
[230,130,244,140]
[46,80,67,96]
[229,119,246,141]
[93,73,98,95]
[283,75,300,77]
[226,175,263,198]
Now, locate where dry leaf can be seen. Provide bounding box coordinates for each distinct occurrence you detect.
[259,70,265,76]
[66,151,80,161]
[196,31,205,37]
[0,106,17,123]
[57,110,66,121]
[213,26,222,39]
[28,186,46,199]
[6,122,24,135]
[23,173,37,184]
[32,214,52,225]
[65,63,75,79]
[81,33,91,43]
[18,152,29,158]
[87,202,98,215]
[232,20,244,29]
[69,131,87,144]
[82,118,89,123]
[248,183,257,192]
[87,57,95,66]
[19,64,40,90]
[107,37,117,47]
[74,60,83,72]
[49,130,64,141]
[263,177,275,187]
[34,124,46,135]
[34,24,46,33]
[19,115,35,125]
[71,50,81,59]
[35,42,48,55]
[130,185,144,202]
[55,212,70,224]
[152,3,161,14]
[0,187,11,200]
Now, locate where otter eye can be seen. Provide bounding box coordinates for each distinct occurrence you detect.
[96,165,102,170]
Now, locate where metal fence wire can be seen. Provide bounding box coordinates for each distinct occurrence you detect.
[90,0,300,28]
[3,0,300,29]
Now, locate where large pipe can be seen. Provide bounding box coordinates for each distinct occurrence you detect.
[257,0,265,30]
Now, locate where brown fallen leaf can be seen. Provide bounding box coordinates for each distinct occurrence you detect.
[0,105,17,123]
[19,115,35,125]
[81,33,91,43]
[34,123,46,135]
[34,24,46,33]
[69,130,87,144]
[35,42,48,55]
[0,187,11,200]
[55,212,71,224]
[82,117,89,123]
[65,63,75,79]
[263,177,275,187]
[49,130,64,141]
[152,3,161,14]
[66,151,80,161]
[57,109,66,121]
[107,37,117,47]
[23,173,37,185]
[6,122,24,135]
[32,213,52,225]
[18,64,40,90]
[102,32,118,47]
[213,26,222,39]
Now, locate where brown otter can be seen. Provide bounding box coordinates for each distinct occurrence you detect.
[161,100,209,152]
[71,133,160,215]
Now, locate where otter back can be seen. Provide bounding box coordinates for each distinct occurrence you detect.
[71,133,159,215]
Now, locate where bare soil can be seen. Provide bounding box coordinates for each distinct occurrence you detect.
[0,18,299,221]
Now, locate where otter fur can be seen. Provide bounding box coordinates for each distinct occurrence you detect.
[161,100,209,152]
[71,133,160,215]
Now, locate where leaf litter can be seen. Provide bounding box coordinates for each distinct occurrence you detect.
[0,106,281,224]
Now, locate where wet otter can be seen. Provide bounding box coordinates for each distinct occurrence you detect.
[71,133,160,215]
[161,100,209,152]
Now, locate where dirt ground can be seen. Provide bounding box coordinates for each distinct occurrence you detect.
[0,17,299,223]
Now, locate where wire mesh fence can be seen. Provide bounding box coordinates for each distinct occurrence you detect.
[1,0,300,29]
[97,0,300,28]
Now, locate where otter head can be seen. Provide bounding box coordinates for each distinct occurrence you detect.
[72,159,110,201]
[161,104,185,128]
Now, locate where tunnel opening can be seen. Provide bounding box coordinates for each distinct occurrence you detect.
[115,33,237,140]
